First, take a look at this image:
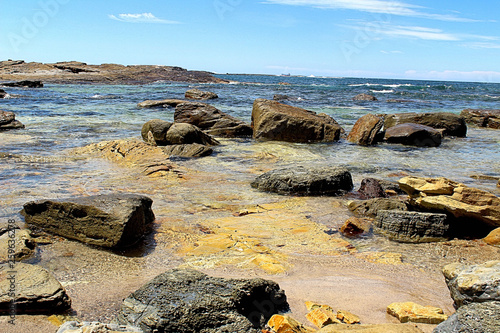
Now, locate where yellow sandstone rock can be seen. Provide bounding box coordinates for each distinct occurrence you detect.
[387,301,448,324]
[268,314,316,333]
[306,307,341,328]
[305,301,334,312]
[336,310,360,324]
[484,227,500,246]
[316,323,424,332]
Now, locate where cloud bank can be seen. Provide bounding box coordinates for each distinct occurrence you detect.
[109,13,180,24]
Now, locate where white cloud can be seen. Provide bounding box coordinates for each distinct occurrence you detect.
[381,25,459,41]
[262,0,477,21]
[109,13,180,24]
[405,70,500,83]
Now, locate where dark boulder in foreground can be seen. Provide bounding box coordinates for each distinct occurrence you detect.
[347,114,384,145]
[116,268,289,333]
[384,123,442,147]
[384,112,467,137]
[251,166,353,196]
[353,93,377,101]
[374,210,450,243]
[0,263,71,314]
[251,99,343,143]
[1,80,43,88]
[433,301,500,333]
[460,108,500,129]
[174,102,252,137]
[0,89,6,98]
[185,88,218,100]
[0,110,25,130]
[21,194,155,248]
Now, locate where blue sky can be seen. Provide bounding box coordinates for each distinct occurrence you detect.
[1,0,500,82]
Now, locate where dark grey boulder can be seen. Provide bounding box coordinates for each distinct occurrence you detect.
[374,210,450,243]
[384,112,467,137]
[348,198,408,217]
[116,268,289,333]
[353,93,377,101]
[251,166,353,196]
[384,123,442,147]
[433,301,500,333]
[1,80,43,88]
[0,89,6,98]
[20,194,155,248]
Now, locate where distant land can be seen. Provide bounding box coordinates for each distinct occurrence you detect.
[0,60,228,85]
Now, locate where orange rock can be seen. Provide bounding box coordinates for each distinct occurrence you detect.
[336,310,360,324]
[484,227,500,246]
[306,308,341,328]
[268,314,316,333]
[387,301,448,324]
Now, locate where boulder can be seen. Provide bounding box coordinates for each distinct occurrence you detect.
[273,94,302,102]
[117,268,289,333]
[433,301,500,333]
[387,302,447,324]
[348,198,408,218]
[374,210,450,243]
[442,260,500,308]
[165,122,220,146]
[268,314,316,333]
[317,323,424,332]
[306,308,341,328]
[161,143,213,157]
[339,217,372,237]
[20,194,155,248]
[141,119,172,146]
[398,176,500,228]
[251,166,353,196]
[484,227,500,246]
[347,114,384,145]
[353,93,377,101]
[384,112,467,137]
[1,80,43,88]
[384,123,442,147]
[460,108,500,129]
[251,99,343,143]
[0,110,25,130]
[336,310,360,325]
[0,89,6,98]
[0,263,71,314]
[358,178,403,198]
[0,228,35,263]
[185,88,218,100]
[137,99,186,108]
[56,321,143,333]
[174,102,252,137]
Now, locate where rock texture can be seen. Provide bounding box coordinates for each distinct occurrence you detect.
[317,323,424,332]
[0,61,228,84]
[161,143,213,157]
[0,263,71,314]
[0,110,25,130]
[117,268,289,333]
[56,321,144,333]
[374,210,450,243]
[339,217,372,237]
[268,314,316,333]
[185,88,218,100]
[433,301,500,333]
[387,302,447,324]
[251,166,353,196]
[460,108,500,129]
[358,178,403,199]
[484,227,500,246]
[137,99,187,108]
[0,229,35,263]
[442,260,500,308]
[384,123,442,147]
[251,99,343,143]
[348,198,408,217]
[174,102,252,137]
[398,176,500,228]
[21,194,155,248]
[384,112,467,137]
[142,120,219,147]
[1,80,43,88]
[353,93,377,101]
[347,114,384,145]
[141,119,173,146]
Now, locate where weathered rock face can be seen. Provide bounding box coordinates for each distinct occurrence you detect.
[384,123,442,147]
[251,99,343,143]
[185,88,218,100]
[387,302,447,324]
[398,176,500,228]
[141,119,173,146]
[339,217,372,237]
[165,122,220,146]
[384,112,467,137]
[174,102,252,137]
[56,321,144,333]
[1,80,43,88]
[268,314,315,333]
[21,194,155,248]
[0,110,25,130]
[317,323,424,332]
[161,143,213,157]
[116,268,289,333]
[461,108,500,129]
[348,198,408,218]
[358,178,403,199]
[353,93,377,101]
[433,301,500,333]
[442,261,500,308]
[0,229,35,263]
[251,166,353,196]
[0,263,71,314]
[347,114,384,145]
[484,227,500,246]
[375,210,449,243]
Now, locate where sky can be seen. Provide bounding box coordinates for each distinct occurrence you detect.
[1,0,500,82]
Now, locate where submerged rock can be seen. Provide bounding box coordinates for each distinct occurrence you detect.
[1,80,43,88]
[174,101,252,137]
[185,88,218,100]
[0,263,71,314]
[384,123,442,147]
[117,268,289,333]
[353,93,377,101]
[374,210,450,243]
[251,166,353,196]
[460,108,500,129]
[251,98,343,143]
[433,301,500,333]
[442,260,500,308]
[137,98,186,108]
[339,217,372,237]
[347,114,384,145]
[0,110,25,130]
[384,112,467,137]
[21,194,155,248]
[387,302,447,324]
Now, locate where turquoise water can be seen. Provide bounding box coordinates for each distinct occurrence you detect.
[1,75,499,220]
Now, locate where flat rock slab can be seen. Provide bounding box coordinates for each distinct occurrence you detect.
[0,263,71,314]
[116,268,289,333]
[442,260,500,308]
[21,194,155,248]
[251,166,353,196]
[374,210,450,243]
[384,123,442,147]
[317,323,424,332]
[348,198,408,218]
[387,301,447,324]
[433,301,500,333]
[0,229,35,263]
[57,321,143,333]
[460,108,500,129]
[185,88,218,100]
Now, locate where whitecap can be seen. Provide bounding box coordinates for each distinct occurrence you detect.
[370,89,395,93]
